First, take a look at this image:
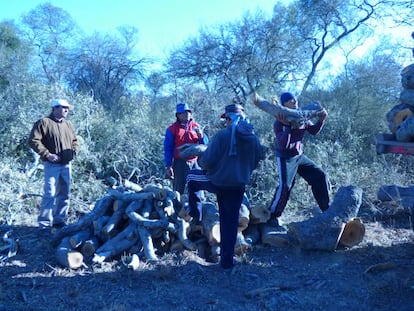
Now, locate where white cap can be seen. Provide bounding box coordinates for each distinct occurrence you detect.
[50,99,73,110]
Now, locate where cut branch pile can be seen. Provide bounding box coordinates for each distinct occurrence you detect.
[51,182,367,269]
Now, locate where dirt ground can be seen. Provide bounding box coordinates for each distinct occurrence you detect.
[1,202,414,311]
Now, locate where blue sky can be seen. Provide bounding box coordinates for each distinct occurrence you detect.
[0,0,282,59]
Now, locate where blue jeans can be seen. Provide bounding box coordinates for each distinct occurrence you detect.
[38,161,72,228]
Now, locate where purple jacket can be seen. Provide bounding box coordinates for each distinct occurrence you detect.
[273,119,324,158]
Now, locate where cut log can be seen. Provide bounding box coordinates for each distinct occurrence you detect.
[338,218,365,247]
[141,184,167,201]
[177,143,207,159]
[123,179,143,192]
[127,210,175,231]
[136,226,158,262]
[102,200,128,235]
[175,218,196,250]
[69,228,92,249]
[80,237,100,258]
[93,215,110,238]
[396,115,414,142]
[94,222,139,263]
[401,63,414,89]
[162,190,176,217]
[377,185,414,201]
[249,205,270,224]
[55,237,83,269]
[238,203,250,232]
[201,202,221,245]
[287,186,363,251]
[252,92,324,127]
[393,108,413,129]
[107,188,155,202]
[400,89,414,107]
[52,195,114,243]
[386,103,413,134]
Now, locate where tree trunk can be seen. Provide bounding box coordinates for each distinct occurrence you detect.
[288,186,363,251]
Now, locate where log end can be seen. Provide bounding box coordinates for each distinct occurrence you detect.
[207,223,221,245]
[338,218,365,247]
[250,205,270,224]
[56,250,84,269]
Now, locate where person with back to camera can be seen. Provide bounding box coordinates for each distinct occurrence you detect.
[163,102,208,194]
[186,102,265,270]
[29,99,79,235]
[267,92,330,227]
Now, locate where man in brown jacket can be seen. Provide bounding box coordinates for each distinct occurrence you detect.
[29,99,79,233]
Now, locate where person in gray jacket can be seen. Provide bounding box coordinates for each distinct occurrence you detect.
[29,99,79,233]
[186,103,264,270]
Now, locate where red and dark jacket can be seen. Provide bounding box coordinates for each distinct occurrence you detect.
[163,119,208,167]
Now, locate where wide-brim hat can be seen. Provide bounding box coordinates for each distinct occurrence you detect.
[50,99,74,110]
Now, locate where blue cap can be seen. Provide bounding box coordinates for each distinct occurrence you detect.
[176,103,192,113]
[280,92,295,105]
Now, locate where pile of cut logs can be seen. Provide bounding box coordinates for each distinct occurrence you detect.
[52,178,366,269]
[386,63,414,141]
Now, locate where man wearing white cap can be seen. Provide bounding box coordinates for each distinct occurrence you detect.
[29,99,79,235]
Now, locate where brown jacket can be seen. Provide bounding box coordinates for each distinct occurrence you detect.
[29,113,79,164]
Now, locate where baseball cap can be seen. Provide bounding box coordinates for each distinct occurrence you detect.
[176,103,192,113]
[50,99,73,110]
[220,103,245,118]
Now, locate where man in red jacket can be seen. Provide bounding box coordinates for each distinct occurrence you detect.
[163,103,208,194]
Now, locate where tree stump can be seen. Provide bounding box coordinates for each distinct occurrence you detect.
[288,186,363,251]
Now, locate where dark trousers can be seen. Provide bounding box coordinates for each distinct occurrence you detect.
[269,154,330,217]
[187,169,245,269]
[172,158,199,194]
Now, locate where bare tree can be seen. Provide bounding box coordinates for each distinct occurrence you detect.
[22,3,80,84]
[65,28,147,117]
[165,0,410,99]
